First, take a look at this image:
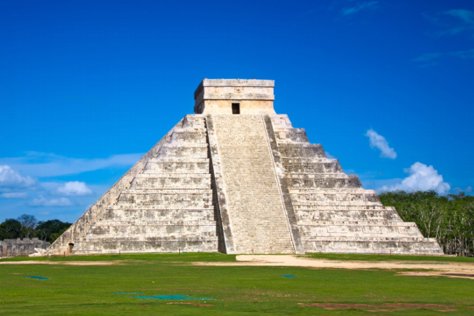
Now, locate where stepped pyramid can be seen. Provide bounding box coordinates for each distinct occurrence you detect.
[48,79,443,255]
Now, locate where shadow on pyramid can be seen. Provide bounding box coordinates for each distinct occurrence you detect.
[48,79,442,255]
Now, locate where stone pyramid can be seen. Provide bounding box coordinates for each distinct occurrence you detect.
[48,79,443,255]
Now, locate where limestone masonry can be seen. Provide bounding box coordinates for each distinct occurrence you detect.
[1,238,50,257]
[48,79,443,255]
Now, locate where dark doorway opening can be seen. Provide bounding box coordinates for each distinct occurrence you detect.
[232,103,240,114]
[68,242,74,254]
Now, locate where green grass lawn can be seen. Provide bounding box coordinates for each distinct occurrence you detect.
[0,252,236,263]
[1,253,473,315]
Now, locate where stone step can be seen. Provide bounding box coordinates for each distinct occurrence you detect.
[167,130,207,143]
[142,172,210,177]
[282,160,342,173]
[290,192,379,203]
[295,209,401,222]
[83,236,218,243]
[278,143,325,158]
[107,205,214,211]
[144,160,210,173]
[299,223,422,237]
[132,174,210,189]
[293,203,384,211]
[102,208,215,221]
[289,187,375,194]
[273,128,308,143]
[164,137,207,147]
[117,190,212,207]
[94,218,216,227]
[168,126,206,133]
[286,172,349,179]
[74,239,218,254]
[134,173,211,178]
[297,219,406,226]
[146,157,209,163]
[270,114,293,129]
[281,157,336,164]
[286,175,361,188]
[89,223,217,237]
[304,235,429,242]
[181,115,207,129]
[156,145,208,158]
[122,188,212,194]
[293,202,390,209]
[303,239,443,255]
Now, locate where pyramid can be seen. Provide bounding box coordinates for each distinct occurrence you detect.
[48,79,443,255]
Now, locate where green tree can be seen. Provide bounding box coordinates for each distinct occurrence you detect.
[0,219,22,239]
[380,191,474,256]
[35,220,71,242]
[17,214,38,238]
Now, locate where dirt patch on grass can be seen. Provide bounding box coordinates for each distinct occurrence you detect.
[299,302,457,312]
[0,260,120,266]
[166,302,213,307]
[194,255,474,280]
[399,271,474,279]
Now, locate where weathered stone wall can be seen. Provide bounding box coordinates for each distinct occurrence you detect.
[48,115,218,255]
[0,238,50,257]
[269,114,443,255]
[194,79,275,115]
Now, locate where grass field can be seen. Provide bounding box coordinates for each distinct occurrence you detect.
[1,253,473,315]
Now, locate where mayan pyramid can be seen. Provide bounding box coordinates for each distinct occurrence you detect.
[48,79,442,255]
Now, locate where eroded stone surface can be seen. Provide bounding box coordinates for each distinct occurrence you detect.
[48,115,218,255]
[47,79,443,255]
[0,238,50,257]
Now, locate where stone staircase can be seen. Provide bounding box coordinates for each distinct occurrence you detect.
[48,115,218,254]
[208,115,295,254]
[269,114,443,255]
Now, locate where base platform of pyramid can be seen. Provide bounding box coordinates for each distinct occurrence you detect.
[47,79,443,255]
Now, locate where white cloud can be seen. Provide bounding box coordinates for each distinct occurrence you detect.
[413,49,474,67]
[30,196,72,207]
[341,1,378,16]
[0,165,35,187]
[447,9,474,21]
[424,8,474,37]
[57,181,92,196]
[0,152,142,178]
[412,52,444,64]
[445,9,474,26]
[1,192,28,199]
[380,162,451,195]
[450,48,474,59]
[365,129,397,159]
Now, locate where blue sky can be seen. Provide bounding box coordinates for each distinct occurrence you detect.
[0,0,473,222]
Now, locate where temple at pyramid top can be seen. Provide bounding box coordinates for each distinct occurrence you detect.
[45,78,443,256]
[194,79,276,115]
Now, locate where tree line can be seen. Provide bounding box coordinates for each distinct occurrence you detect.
[380,191,474,256]
[0,214,71,243]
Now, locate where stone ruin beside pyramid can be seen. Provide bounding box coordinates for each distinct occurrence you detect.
[48,79,443,255]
